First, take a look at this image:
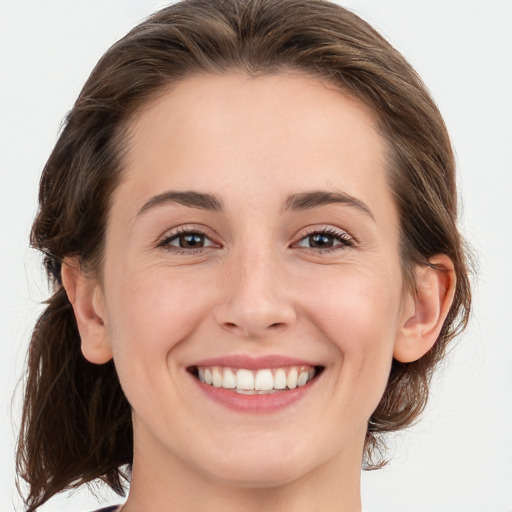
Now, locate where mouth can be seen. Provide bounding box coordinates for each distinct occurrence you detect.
[187,364,324,396]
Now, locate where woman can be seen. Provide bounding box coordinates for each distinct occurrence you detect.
[16,0,471,511]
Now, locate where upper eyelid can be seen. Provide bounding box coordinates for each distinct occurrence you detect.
[296,225,351,238]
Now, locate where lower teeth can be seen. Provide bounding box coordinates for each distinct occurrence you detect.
[235,389,282,395]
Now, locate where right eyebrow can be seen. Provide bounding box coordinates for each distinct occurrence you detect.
[137,190,224,216]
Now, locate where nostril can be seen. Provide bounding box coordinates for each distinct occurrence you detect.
[269,322,285,329]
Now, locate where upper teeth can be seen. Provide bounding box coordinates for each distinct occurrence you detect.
[197,366,316,393]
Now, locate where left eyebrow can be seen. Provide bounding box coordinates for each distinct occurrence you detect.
[282,190,375,220]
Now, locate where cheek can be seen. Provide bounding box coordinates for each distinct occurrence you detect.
[104,264,216,368]
[302,263,403,347]
[102,265,220,420]
[300,264,403,403]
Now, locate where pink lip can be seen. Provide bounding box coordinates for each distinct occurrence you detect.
[190,373,320,413]
[189,354,319,370]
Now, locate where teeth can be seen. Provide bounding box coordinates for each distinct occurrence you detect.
[196,365,317,392]
[236,369,254,390]
[212,368,223,387]
[297,370,309,387]
[254,369,274,390]
[274,368,287,389]
[223,368,236,389]
[236,389,281,395]
[287,367,298,389]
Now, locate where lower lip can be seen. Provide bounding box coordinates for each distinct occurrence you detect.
[190,373,319,413]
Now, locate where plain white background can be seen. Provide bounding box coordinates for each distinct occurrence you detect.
[1,1,511,511]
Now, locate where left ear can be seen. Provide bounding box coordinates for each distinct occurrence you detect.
[394,254,456,363]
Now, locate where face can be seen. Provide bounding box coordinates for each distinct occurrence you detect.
[94,72,411,487]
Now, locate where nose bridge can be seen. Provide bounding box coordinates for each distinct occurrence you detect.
[215,239,297,337]
[237,245,278,299]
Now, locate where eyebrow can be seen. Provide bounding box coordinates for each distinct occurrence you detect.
[138,190,223,215]
[282,190,374,219]
[137,189,374,220]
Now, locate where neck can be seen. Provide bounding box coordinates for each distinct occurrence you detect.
[121,427,365,512]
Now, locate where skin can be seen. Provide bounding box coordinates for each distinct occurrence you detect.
[63,72,455,512]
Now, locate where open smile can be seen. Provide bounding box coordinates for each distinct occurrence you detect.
[190,365,318,394]
[187,358,324,412]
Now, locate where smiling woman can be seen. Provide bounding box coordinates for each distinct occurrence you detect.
[16,1,472,511]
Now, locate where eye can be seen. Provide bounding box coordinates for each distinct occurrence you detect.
[293,227,354,253]
[158,227,219,253]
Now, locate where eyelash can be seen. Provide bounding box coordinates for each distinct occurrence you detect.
[157,226,355,255]
[294,227,355,253]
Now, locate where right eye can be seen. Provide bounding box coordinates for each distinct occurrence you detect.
[158,227,219,254]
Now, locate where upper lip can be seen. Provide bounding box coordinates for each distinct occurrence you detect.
[189,354,321,370]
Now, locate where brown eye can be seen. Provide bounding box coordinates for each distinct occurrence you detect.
[158,228,219,253]
[177,233,205,248]
[308,233,335,248]
[294,228,354,252]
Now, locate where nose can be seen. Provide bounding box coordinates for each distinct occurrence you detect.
[214,247,297,339]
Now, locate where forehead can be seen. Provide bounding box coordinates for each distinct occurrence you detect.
[118,71,393,223]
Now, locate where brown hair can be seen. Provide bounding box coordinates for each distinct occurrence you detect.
[17,0,472,509]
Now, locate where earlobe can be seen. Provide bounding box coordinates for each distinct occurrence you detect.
[61,257,113,364]
[394,254,456,363]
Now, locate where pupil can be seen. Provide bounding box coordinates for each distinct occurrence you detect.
[310,234,333,248]
[180,234,204,248]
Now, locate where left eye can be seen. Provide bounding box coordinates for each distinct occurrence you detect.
[294,230,353,250]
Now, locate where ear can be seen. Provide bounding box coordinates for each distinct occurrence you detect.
[394,254,456,363]
[61,257,113,364]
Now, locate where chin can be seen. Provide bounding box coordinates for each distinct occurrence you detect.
[195,441,323,489]
[210,461,309,489]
